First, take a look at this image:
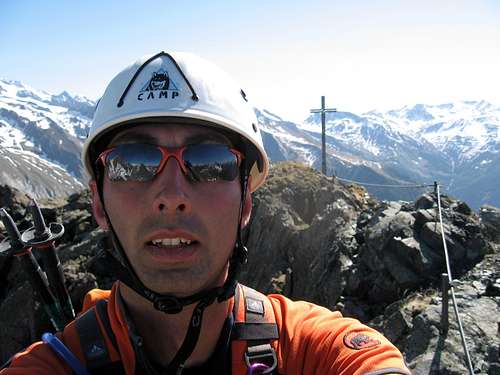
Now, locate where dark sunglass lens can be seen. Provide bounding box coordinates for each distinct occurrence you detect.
[184,144,239,182]
[106,144,162,181]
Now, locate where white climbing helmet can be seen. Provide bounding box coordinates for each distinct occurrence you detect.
[82,51,269,192]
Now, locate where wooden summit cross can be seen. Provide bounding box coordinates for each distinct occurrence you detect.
[310,96,337,175]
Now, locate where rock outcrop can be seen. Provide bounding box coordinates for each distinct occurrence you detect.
[240,162,374,309]
[0,162,498,373]
[376,253,500,374]
[346,193,490,308]
[481,205,500,246]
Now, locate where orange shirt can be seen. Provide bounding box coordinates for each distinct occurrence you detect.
[1,282,410,375]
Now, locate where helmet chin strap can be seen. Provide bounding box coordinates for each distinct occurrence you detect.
[95,161,250,371]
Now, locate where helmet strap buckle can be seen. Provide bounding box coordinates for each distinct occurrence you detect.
[152,295,184,314]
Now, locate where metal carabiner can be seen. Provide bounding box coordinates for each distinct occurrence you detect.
[247,362,271,375]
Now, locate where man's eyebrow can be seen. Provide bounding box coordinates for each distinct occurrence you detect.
[110,131,231,146]
[110,132,157,145]
[185,133,231,145]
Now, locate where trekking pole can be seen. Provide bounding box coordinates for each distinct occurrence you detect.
[0,208,65,331]
[22,199,75,323]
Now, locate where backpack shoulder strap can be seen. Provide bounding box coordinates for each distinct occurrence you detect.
[232,284,279,374]
[75,300,126,375]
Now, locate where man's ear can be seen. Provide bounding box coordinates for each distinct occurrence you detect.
[89,180,109,230]
[241,181,253,229]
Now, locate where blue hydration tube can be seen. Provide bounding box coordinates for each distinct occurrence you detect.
[42,332,90,375]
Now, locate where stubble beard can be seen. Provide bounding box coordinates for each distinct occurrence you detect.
[136,255,231,297]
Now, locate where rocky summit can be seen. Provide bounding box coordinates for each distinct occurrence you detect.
[0,161,498,374]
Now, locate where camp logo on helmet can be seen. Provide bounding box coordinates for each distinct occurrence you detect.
[137,69,180,101]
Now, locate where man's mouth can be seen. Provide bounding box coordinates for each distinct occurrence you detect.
[147,237,197,248]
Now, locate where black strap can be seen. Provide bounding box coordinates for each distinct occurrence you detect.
[95,300,119,351]
[233,285,279,374]
[233,323,279,341]
[233,285,279,339]
[0,357,12,370]
[88,361,127,375]
[75,306,111,369]
[165,297,215,374]
[75,300,125,375]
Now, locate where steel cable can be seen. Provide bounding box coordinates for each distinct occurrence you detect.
[335,176,433,189]
[436,184,475,375]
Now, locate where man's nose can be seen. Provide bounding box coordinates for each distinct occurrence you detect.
[151,156,192,214]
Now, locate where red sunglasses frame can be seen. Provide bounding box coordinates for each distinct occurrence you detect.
[97,143,245,181]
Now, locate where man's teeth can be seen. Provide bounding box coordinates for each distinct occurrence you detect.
[151,238,193,246]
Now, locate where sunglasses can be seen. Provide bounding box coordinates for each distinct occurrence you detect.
[98,143,244,183]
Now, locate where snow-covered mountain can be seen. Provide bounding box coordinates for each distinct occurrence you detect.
[367,102,500,207]
[0,79,93,198]
[369,101,500,162]
[1,78,498,208]
[257,102,500,208]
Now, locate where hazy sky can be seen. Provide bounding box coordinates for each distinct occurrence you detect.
[1,0,499,122]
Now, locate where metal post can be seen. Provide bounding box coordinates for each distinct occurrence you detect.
[441,273,449,334]
[310,97,337,175]
[321,96,326,175]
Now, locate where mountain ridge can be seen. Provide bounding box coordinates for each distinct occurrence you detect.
[1,78,498,207]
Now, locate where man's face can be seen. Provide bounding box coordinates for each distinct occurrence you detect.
[91,123,251,297]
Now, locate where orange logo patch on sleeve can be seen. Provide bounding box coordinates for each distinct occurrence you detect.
[343,332,381,350]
